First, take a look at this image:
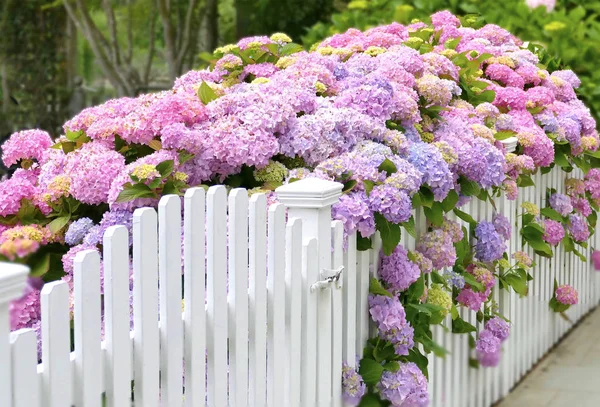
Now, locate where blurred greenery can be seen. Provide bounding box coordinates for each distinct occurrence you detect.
[303,0,600,127]
[0,0,337,146]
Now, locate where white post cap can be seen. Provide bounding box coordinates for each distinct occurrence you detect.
[0,262,29,305]
[276,178,343,209]
[500,136,518,153]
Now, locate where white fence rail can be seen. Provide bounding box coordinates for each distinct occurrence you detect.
[1,170,599,407]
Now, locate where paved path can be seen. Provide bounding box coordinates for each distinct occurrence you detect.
[497,306,600,407]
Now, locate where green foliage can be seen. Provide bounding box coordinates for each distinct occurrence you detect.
[303,0,600,126]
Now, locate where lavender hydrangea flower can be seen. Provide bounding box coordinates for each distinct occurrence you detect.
[368,184,412,224]
[65,218,95,246]
[485,317,510,342]
[332,191,376,239]
[379,246,421,292]
[368,295,415,356]
[408,142,454,201]
[416,229,457,270]
[492,214,511,241]
[342,362,366,405]
[377,362,429,406]
[443,269,465,289]
[568,214,590,242]
[476,329,501,367]
[549,193,573,216]
[475,221,506,262]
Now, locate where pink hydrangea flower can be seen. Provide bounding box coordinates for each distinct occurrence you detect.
[2,129,52,167]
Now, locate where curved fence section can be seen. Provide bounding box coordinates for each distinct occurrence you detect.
[0,173,598,407]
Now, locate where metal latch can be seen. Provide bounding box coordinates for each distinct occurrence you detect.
[310,266,344,292]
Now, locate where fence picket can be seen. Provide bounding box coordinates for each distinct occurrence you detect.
[103,226,132,407]
[286,218,303,407]
[73,250,102,407]
[301,238,319,406]
[133,208,160,407]
[267,204,286,407]
[158,195,184,407]
[331,221,344,407]
[183,188,206,407]
[206,186,229,407]
[342,232,357,367]
[41,281,72,407]
[10,329,40,407]
[249,194,268,407]
[229,189,250,407]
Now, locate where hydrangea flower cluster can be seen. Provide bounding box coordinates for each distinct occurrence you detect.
[368,295,415,356]
[549,193,573,216]
[379,246,421,292]
[342,362,366,405]
[377,362,429,406]
[592,251,600,271]
[475,221,506,262]
[555,284,578,305]
[456,265,497,311]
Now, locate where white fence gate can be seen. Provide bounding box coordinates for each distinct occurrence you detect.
[1,171,599,407]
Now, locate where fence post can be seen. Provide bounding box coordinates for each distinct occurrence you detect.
[0,262,29,407]
[276,178,343,407]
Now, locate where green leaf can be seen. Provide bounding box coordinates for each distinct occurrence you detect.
[358,358,385,386]
[357,394,384,407]
[450,304,459,320]
[382,361,400,372]
[494,130,516,141]
[469,358,480,369]
[48,215,71,234]
[115,183,155,203]
[424,202,444,227]
[30,252,51,277]
[407,347,429,378]
[155,160,174,178]
[343,180,358,193]
[463,273,484,292]
[198,81,218,104]
[280,43,304,56]
[420,335,449,357]
[378,158,398,176]
[369,278,393,298]
[408,303,445,316]
[459,177,481,197]
[162,181,179,195]
[61,141,76,154]
[419,187,434,208]
[452,317,477,334]
[374,213,401,256]
[357,235,372,251]
[505,274,528,296]
[541,207,564,222]
[363,180,376,196]
[442,190,459,212]
[431,271,445,284]
[453,209,476,226]
[402,216,416,238]
[65,128,84,141]
[517,174,535,188]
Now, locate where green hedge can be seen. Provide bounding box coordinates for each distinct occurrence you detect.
[303,0,600,126]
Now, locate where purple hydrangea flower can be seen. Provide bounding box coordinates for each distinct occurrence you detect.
[568,214,589,242]
[475,221,506,262]
[332,191,376,239]
[377,362,429,406]
[416,229,457,270]
[549,193,573,216]
[368,295,415,356]
[379,246,421,292]
[342,362,366,405]
[492,214,511,241]
[368,184,412,224]
[65,218,95,246]
[485,317,510,342]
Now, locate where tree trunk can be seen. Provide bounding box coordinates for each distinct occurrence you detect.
[235,0,252,39]
[204,0,219,52]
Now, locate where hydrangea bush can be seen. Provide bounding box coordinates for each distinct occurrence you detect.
[2,11,600,406]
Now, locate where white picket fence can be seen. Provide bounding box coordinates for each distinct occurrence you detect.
[0,171,599,407]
